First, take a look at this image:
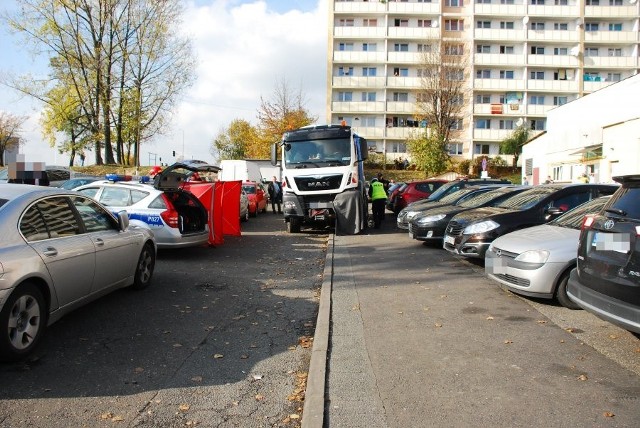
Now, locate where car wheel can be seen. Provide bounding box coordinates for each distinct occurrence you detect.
[241,207,249,222]
[0,282,47,362]
[132,243,155,290]
[287,217,301,233]
[556,271,580,310]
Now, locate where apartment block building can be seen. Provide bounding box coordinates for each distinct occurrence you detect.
[327,0,640,164]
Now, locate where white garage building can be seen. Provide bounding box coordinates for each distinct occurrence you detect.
[522,75,640,185]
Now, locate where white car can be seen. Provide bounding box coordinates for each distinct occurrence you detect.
[485,196,610,308]
[75,163,220,249]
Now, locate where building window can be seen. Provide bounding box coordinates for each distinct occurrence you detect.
[445,19,464,31]
[446,69,464,81]
[393,67,409,77]
[554,69,568,80]
[500,21,514,29]
[445,44,464,55]
[476,94,491,104]
[553,96,568,106]
[610,0,623,4]
[476,45,491,53]
[394,19,409,27]
[530,22,545,30]
[554,0,567,5]
[553,47,568,55]
[361,92,376,102]
[530,71,545,80]
[338,92,353,102]
[448,143,464,155]
[554,22,568,31]
[529,95,545,105]
[476,0,491,3]
[584,48,599,57]
[338,43,354,51]
[449,119,463,130]
[363,18,377,27]
[392,92,409,102]
[476,21,491,29]
[586,0,600,4]
[530,0,545,4]
[474,144,490,155]
[499,120,514,130]
[338,67,353,76]
[530,119,545,131]
[337,19,354,27]
[476,69,491,78]
[417,68,433,78]
[476,119,491,129]
[362,67,377,76]
[417,44,432,52]
[362,43,377,51]
[394,43,409,52]
[499,70,514,79]
[416,92,429,102]
[530,46,545,55]
[418,19,432,27]
[501,0,515,4]
[609,23,623,31]
[446,0,464,6]
[452,95,464,106]
[585,23,599,31]
[499,45,514,54]
[607,73,622,82]
[608,48,622,57]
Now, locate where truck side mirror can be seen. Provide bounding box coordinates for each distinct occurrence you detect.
[270,143,278,166]
[359,139,368,161]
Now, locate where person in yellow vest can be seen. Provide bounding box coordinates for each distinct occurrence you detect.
[368,177,387,229]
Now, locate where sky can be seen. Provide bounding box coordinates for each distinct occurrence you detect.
[0,0,328,167]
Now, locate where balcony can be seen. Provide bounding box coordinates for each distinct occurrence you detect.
[473,103,524,116]
[527,29,579,43]
[527,54,580,67]
[527,79,578,92]
[585,5,639,18]
[332,101,386,114]
[386,76,422,89]
[334,2,386,14]
[388,2,441,15]
[388,27,440,40]
[387,52,422,64]
[386,101,416,114]
[527,5,579,17]
[356,126,385,139]
[474,78,524,91]
[527,104,556,116]
[473,4,526,16]
[386,127,424,139]
[474,53,524,66]
[332,76,386,89]
[583,80,616,93]
[474,28,524,42]
[583,56,639,69]
[584,31,638,44]
[334,26,387,39]
[333,51,386,63]
[473,129,513,141]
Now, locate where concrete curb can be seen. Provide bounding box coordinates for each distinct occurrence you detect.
[301,234,333,428]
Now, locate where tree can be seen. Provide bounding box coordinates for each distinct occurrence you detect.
[410,40,470,172]
[212,119,257,162]
[500,125,530,168]
[0,111,27,166]
[256,78,317,158]
[4,0,195,166]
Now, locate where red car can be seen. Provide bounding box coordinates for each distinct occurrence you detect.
[393,179,448,213]
[242,181,268,217]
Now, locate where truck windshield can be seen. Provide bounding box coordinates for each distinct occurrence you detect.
[284,138,351,167]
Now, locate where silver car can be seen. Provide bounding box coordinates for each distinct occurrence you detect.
[0,184,156,361]
[485,196,610,308]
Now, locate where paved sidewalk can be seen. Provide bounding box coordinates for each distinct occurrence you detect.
[304,218,640,428]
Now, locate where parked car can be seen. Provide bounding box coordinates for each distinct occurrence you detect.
[567,175,640,333]
[397,178,512,229]
[75,162,220,249]
[392,179,448,214]
[486,196,610,308]
[240,187,250,222]
[57,176,102,190]
[409,186,528,242]
[242,181,267,217]
[443,183,618,259]
[2,165,72,187]
[0,184,156,361]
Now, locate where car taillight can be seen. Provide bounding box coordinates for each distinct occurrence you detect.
[160,194,179,228]
[581,215,595,231]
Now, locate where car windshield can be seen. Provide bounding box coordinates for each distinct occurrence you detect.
[284,138,351,167]
[457,188,504,208]
[426,181,459,201]
[493,187,557,210]
[549,197,610,229]
[438,187,477,204]
[242,185,256,194]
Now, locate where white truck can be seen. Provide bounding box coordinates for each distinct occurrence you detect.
[271,124,369,234]
[218,159,263,183]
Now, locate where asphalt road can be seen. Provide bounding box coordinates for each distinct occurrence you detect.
[0,213,326,428]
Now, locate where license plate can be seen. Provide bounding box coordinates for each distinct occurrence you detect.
[444,235,455,246]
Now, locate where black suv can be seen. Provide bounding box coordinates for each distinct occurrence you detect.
[567,175,640,334]
[443,183,618,259]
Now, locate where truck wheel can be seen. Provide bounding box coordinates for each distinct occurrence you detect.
[287,218,301,233]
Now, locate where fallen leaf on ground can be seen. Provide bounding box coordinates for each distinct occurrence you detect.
[504,339,513,344]
[603,412,615,418]
[577,374,588,381]
[255,394,265,401]
[213,354,224,359]
[179,404,190,412]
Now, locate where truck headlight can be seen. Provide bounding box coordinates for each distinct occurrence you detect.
[514,250,550,264]
[463,220,499,235]
[416,214,446,225]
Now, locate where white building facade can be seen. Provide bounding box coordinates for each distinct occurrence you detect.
[522,74,640,185]
[327,0,640,164]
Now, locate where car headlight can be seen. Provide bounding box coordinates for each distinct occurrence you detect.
[463,220,500,235]
[514,250,550,264]
[416,214,446,225]
[405,211,420,220]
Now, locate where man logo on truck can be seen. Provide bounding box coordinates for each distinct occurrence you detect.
[308,181,331,188]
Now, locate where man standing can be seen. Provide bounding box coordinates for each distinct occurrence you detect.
[368,177,387,229]
[267,176,283,213]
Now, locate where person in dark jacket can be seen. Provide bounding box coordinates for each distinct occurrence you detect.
[267,176,283,213]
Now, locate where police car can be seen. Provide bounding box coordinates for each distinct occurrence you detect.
[75,162,220,249]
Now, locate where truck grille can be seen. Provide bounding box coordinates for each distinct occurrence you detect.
[295,174,343,191]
